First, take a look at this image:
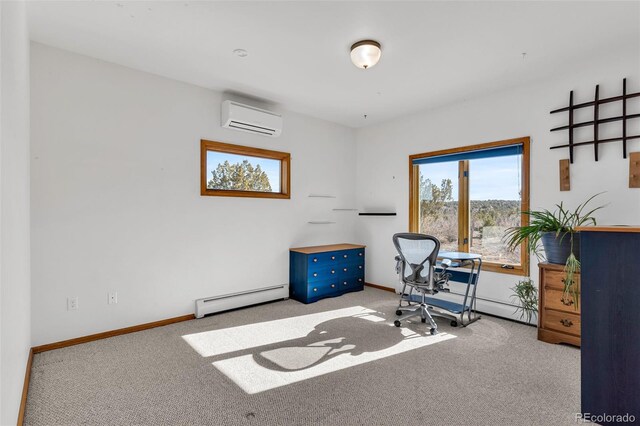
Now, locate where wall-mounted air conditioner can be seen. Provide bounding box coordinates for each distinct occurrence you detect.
[221,100,282,137]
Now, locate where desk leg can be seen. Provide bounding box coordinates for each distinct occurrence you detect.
[460,259,481,326]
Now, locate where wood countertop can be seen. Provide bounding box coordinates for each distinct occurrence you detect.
[576,225,640,233]
[290,243,366,254]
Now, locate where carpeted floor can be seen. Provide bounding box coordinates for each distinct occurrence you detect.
[25,287,580,425]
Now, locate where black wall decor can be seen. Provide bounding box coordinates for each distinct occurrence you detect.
[550,78,640,163]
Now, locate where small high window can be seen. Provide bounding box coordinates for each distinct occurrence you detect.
[200,140,290,199]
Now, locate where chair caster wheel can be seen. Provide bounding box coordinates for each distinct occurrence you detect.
[450,321,458,327]
[421,318,426,323]
[394,320,401,327]
[430,328,437,335]
[395,310,403,316]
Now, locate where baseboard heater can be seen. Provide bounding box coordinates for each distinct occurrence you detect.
[195,284,289,319]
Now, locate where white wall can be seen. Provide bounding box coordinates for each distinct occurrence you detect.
[0,1,31,424]
[355,44,640,320]
[28,27,640,348]
[30,43,358,346]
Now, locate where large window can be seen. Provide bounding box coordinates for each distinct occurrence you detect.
[200,140,290,199]
[409,137,530,275]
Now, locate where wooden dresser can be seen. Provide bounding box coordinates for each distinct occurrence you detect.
[289,243,365,304]
[538,262,581,347]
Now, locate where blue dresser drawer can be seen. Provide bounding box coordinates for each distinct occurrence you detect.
[307,251,340,266]
[307,262,364,282]
[307,264,340,282]
[307,248,364,266]
[337,262,364,278]
[333,248,364,264]
[336,274,364,289]
[290,244,365,304]
[307,280,340,298]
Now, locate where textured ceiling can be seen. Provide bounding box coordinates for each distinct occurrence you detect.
[28,1,640,127]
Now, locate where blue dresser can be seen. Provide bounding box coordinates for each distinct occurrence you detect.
[289,243,365,303]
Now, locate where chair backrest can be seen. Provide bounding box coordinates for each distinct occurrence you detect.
[392,233,440,283]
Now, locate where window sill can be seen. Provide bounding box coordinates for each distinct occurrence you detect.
[200,189,290,199]
[478,262,527,276]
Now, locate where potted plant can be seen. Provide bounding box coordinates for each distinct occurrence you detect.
[511,275,538,324]
[503,193,605,309]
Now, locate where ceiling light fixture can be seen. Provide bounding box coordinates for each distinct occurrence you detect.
[350,40,381,69]
[233,49,248,58]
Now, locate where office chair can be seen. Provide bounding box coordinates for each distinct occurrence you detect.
[392,233,452,335]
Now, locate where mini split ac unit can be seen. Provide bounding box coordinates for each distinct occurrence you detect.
[221,100,282,137]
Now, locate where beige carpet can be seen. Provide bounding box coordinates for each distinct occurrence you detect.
[25,287,580,425]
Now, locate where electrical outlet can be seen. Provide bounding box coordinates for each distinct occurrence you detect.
[67,297,78,311]
[108,292,118,305]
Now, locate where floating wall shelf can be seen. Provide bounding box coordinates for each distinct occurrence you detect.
[308,194,336,198]
[308,221,336,224]
[332,208,358,211]
[358,213,397,216]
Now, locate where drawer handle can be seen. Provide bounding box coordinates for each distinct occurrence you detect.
[343,268,348,272]
[313,273,318,277]
[358,278,363,282]
[560,319,573,327]
[313,258,318,263]
[331,270,335,274]
[331,284,335,288]
[344,254,348,258]
[331,256,335,260]
[561,297,574,306]
[359,265,363,269]
[313,288,318,292]
[359,252,363,256]
[343,281,347,285]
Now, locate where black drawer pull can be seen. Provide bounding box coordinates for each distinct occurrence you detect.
[561,297,574,306]
[560,319,573,327]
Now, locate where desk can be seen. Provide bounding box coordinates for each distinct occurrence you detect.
[403,251,482,327]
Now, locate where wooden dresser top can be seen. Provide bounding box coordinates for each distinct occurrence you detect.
[290,243,366,254]
[576,225,640,233]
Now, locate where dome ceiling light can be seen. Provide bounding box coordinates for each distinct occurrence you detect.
[350,40,381,69]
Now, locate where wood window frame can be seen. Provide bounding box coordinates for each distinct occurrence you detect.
[409,136,531,276]
[200,139,291,199]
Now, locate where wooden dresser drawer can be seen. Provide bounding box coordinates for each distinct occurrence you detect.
[538,262,581,347]
[543,269,581,292]
[544,288,581,313]
[543,309,581,336]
